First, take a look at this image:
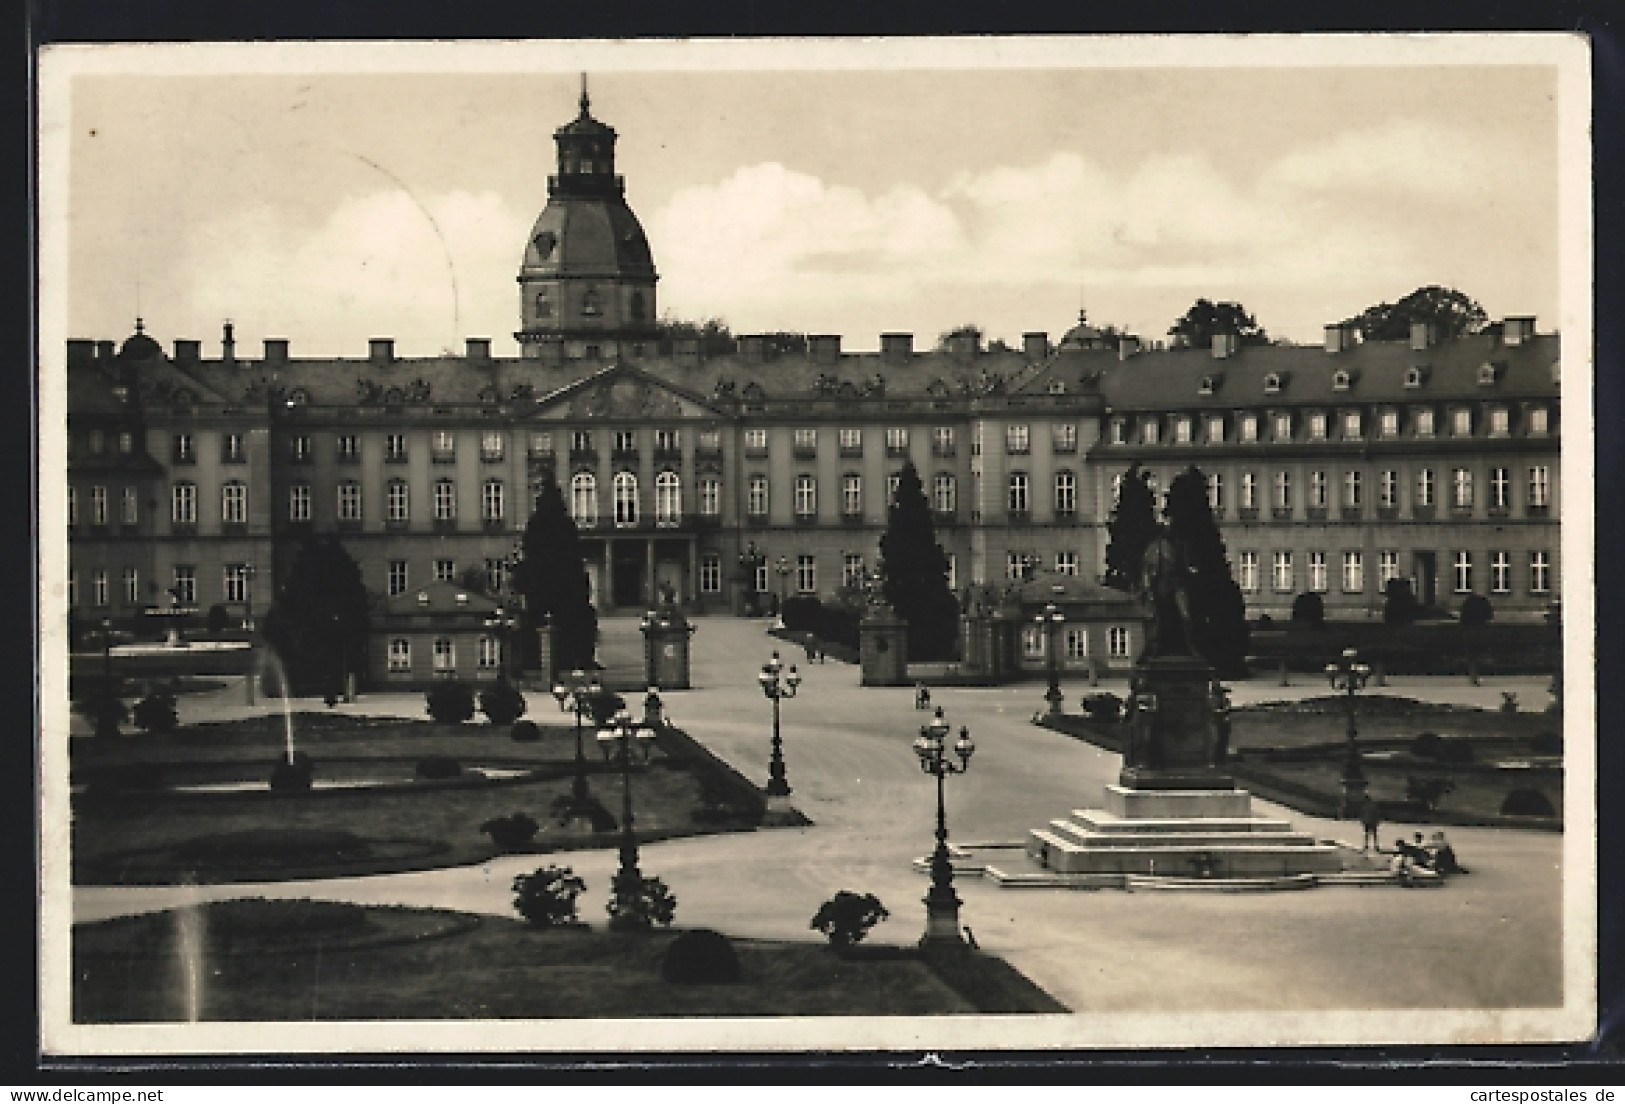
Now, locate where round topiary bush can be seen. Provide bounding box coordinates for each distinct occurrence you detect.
[1501,788,1556,817]
[415,756,461,780]
[810,890,889,949]
[481,811,540,852]
[480,680,527,726]
[511,864,585,927]
[661,929,741,984]
[131,689,180,735]
[1291,592,1326,628]
[425,681,477,724]
[1410,732,1444,760]
[269,753,314,791]
[1082,692,1123,722]
[510,720,542,743]
[1460,593,1494,628]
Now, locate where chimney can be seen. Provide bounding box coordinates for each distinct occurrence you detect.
[174,339,200,362]
[1409,322,1435,351]
[221,321,236,362]
[675,337,701,368]
[1118,335,1140,361]
[96,340,115,362]
[67,339,95,367]
[1324,323,1355,354]
[809,334,841,365]
[1211,332,1239,359]
[1022,332,1049,360]
[465,337,491,360]
[881,332,913,366]
[263,338,289,364]
[1503,316,1536,346]
[947,331,979,359]
[738,335,766,363]
[369,338,394,364]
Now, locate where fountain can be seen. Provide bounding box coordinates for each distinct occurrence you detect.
[260,648,312,790]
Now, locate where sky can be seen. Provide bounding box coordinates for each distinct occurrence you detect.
[49,39,1570,358]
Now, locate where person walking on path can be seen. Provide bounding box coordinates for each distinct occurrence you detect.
[1359,796,1383,851]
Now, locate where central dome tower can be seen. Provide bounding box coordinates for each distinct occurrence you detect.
[516,78,659,361]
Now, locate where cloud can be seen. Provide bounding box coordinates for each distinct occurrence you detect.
[1261,120,1495,200]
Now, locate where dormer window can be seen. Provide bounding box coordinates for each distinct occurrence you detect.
[1263,372,1283,394]
[1198,374,1220,396]
[1404,366,1428,389]
[1047,379,1066,395]
[1331,368,1352,391]
[417,591,430,606]
[1477,362,1501,386]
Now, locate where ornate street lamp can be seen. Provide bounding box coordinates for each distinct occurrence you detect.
[774,555,792,628]
[913,706,975,948]
[757,650,801,798]
[599,707,657,930]
[505,542,528,674]
[484,604,520,682]
[737,540,765,617]
[1036,587,1066,715]
[552,667,605,823]
[1326,646,1373,817]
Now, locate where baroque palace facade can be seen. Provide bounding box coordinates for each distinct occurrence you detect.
[64,89,1562,681]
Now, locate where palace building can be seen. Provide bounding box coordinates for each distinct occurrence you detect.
[64,87,1562,682]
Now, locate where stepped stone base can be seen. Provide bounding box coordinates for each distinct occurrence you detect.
[1027,785,1344,879]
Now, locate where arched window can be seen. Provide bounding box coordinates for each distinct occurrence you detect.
[613,471,638,526]
[571,472,598,525]
[655,470,681,525]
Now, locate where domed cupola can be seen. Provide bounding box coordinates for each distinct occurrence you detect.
[517,77,659,362]
[118,317,164,361]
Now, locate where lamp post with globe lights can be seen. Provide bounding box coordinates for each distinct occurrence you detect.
[599,707,658,930]
[552,667,604,822]
[484,604,520,683]
[1326,647,1373,817]
[757,651,801,800]
[1036,587,1066,715]
[913,706,975,948]
[774,556,792,628]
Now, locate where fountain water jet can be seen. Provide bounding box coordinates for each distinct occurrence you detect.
[258,647,297,765]
[174,877,205,1022]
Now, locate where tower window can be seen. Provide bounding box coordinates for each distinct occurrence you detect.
[534,290,551,318]
[582,289,601,317]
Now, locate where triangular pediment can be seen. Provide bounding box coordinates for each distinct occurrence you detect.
[531,362,732,422]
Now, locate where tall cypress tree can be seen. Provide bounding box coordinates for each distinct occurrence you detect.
[878,460,959,661]
[1103,464,1158,592]
[518,472,598,674]
[261,535,371,696]
[1164,465,1250,677]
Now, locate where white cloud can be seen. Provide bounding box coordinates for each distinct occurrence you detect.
[1261,120,1495,200]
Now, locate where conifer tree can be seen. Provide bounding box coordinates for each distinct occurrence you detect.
[518,472,598,674]
[261,535,370,696]
[1103,464,1158,592]
[877,461,959,661]
[1163,465,1250,677]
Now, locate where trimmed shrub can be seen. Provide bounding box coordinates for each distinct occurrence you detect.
[1410,732,1443,760]
[810,890,890,949]
[479,680,527,726]
[131,689,180,735]
[481,812,540,852]
[585,689,626,726]
[550,792,619,832]
[607,872,678,929]
[269,753,314,792]
[425,681,477,724]
[76,693,128,737]
[1405,774,1454,811]
[661,929,741,984]
[511,864,586,927]
[415,756,461,780]
[1291,592,1326,628]
[781,595,822,633]
[1501,788,1556,817]
[1460,594,1494,628]
[510,720,542,743]
[1081,692,1123,722]
[1383,578,1419,626]
[205,603,232,634]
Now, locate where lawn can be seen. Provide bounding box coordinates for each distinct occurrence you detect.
[72,899,1066,1021]
[71,714,769,885]
[1247,620,1560,676]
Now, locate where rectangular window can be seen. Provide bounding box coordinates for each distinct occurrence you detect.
[1052,423,1077,453]
[1207,415,1225,443]
[92,569,108,607]
[1173,417,1192,444]
[1344,470,1362,509]
[434,480,457,521]
[1414,409,1435,438]
[1272,550,1294,592]
[1528,465,1550,508]
[221,482,247,524]
[1309,470,1327,509]
[1006,553,1030,581]
[700,553,722,594]
[572,430,594,455]
[614,430,637,454]
[288,484,311,522]
[1342,411,1362,439]
[932,426,954,456]
[388,560,409,596]
[842,474,862,516]
[1273,412,1292,441]
[1379,410,1399,438]
[1491,551,1511,594]
[699,477,721,516]
[1239,415,1259,443]
[1452,468,1473,509]
[843,553,866,589]
[1309,413,1328,440]
[1491,467,1510,509]
[433,638,455,673]
[485,558,507,594]
[1108,626,1131,659]
[794,427,818,453]
[1006,424,1030,454]
[1342,551,1364,593]
[886,426,910,455]
[386,433,407,461]
[1140,419,1160,445]
[529,431,554,458]
[1007,473,1030,514]
[387,480,410,522]
[338,481,363,521]
[1530,550,1551,594]
[1308,551,1328,593]
[1238,551,1259,593]
[1416,468,1435,508]
[933,473,956,514]
[171,483,197,525]
[337,434,360,462]
[388,639,412,673]
[945,553,956,591]
[1054,471,1077,515]
[482,480,505,522]
[1056,551,1079,576]
[1379,470,1398,509]
[1021,625,1044,659]
[1451,409,1472,436]
[1273,471,1291,510]
[173,433,194,462]
[479,636,502,670]
[1109,419,1126,445]
[796,554,816,594]
[654,428,679,453]
[745,428,768,455]
[222,433,245,462]
[172,566,196,605]
[1240,472,1258,510]
[1528,406,1550,435]
[481,431,505,461]
[1062,626,1088,660]
[841,427,864,454]
[91,486,108,525]
[224,564,248,603]
[123,566,140,605]
[1379,551,1401,585]
[748,476,768,517]
[1489,408,1510,437]
[434,558,456,582]
[794,475,817,518]
[121,486,138,525]
[1452,550,1473,593]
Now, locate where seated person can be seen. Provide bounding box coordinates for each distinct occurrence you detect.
[1429,830,1468,875]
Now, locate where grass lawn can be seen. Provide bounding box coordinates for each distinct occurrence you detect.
[1247,620,1559,676]
[72,714,767,885]
[73,900,1065,1020]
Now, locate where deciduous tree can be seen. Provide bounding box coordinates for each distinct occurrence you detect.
[1168,299,1268,348]
[1346,285,1488,342]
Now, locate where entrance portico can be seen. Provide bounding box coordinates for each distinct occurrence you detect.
[581,533,698,612]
